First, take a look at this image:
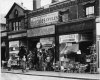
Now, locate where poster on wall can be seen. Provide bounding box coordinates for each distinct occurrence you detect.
[9,41,19,58]
[40,37,55,50]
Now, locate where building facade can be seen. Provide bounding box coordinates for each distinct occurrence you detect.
[5,2,31,61]
[4,0,100,73]
[0,14,7,61]
[27,0,100,73]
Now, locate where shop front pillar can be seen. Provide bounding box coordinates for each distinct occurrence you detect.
[6,39,9,60]
[55,34,59,62]
[96,17,100,73]
[27,38,29,55]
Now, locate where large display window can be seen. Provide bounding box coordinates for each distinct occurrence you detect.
[59,34,79,72]
[59,33,97,73]
[9,41,19,66]
[9,40,27,66]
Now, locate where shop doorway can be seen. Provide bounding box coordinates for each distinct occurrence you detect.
[1,47,6,61]
[79,41,93,54]
[28,38,39,51]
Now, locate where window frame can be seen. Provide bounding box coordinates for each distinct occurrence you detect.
[86,6,94,17]
[12,21,21,31]
[84,3,95,17]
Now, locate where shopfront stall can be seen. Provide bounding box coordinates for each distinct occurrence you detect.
[57,19,97,73]
[8,32,27,67]
[27,25,56,71]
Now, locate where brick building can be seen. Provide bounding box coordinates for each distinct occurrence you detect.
[4,0,100,73]
[5,2,31,60]
[27,0,100,73]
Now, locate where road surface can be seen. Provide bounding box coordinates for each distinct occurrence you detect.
[1,73,78,80]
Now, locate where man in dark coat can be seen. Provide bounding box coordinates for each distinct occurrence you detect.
[18,46,26,59]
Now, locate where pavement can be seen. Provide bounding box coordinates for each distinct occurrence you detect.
[1,68,100,80]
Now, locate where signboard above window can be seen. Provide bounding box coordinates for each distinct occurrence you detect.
[59,34,79,43]
[30,12,59,27]
[27,25,55,37]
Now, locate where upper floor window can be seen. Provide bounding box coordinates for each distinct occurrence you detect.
[12,21,20,31]
[14,10,18,17]
[86,6,94,17]
[59,9,69,22]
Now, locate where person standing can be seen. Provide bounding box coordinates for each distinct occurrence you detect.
[18,46,27,72]
[7,57,12,71]
[27,51,34,70]
[36,42,43,71]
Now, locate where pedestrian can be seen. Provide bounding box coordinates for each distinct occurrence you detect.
[36,42,43,71]
[18,46,27,72]
[7,57,12,71]
[22,55,26,72]
[27,51,34,70]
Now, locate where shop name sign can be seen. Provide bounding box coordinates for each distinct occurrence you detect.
[1,32,7,37]
[27,25,55,37]
[59,34,79,43]
[30,12,59,27]
[8,33,26,39]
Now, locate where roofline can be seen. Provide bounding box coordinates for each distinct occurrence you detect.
[5,2,28,18]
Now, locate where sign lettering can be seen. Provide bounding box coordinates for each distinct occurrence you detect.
[30,12,59,27]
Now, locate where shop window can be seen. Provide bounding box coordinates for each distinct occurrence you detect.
[85,6,94,17]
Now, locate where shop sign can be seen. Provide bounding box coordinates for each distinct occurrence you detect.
[97,35,100,41]
[1,41,6,47]
[40,37,54,45]
[59,34,79,43]
[96,23,100,35]
[27,25,55,37]
[30,12,59,27]
[8,33,26,39]
[1,32,7,37]
[9,41,19,47]
[96,17,100,23]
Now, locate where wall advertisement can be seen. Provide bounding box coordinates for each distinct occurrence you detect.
[30,12,59,27]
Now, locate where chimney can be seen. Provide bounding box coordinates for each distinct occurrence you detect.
[33,0,41,10]
[21,2,23,6]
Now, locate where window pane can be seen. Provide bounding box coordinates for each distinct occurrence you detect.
[16,22,18,27]
[89,7,93,14]
[86,7,89,15]
[19,22,21,26]
[13,22,16,31]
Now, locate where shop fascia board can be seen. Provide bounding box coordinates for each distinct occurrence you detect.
[8,29,27,35]
[56,17,95,26]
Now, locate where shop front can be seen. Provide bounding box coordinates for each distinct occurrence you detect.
[27,25,56,71]
[1,32,8,61]
[96,17,100,73]
[8,32,27,66]
[57,19,97,73]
